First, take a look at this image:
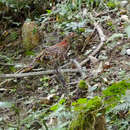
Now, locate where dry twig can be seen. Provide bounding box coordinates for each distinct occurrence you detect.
[72,59,86,79]
[0,68,81,87]
[0,69,80,79]
[80,13,106,66]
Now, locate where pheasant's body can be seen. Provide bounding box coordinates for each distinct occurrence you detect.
[33,33,74,68]
[20,33,74,86]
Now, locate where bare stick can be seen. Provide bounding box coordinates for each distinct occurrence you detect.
[95,8,118,17]
[0,69,81,87]
[0,63,27,68]
[72,59,86,79]
[80,13,106,66]
[0,69,80,78]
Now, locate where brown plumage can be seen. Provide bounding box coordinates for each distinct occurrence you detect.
[33,32,74,68]
[19,33,75,87]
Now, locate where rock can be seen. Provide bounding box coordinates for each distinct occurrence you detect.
[121,15,129,22]
[120,1,128,8]
[22,21,40,50]
[126,49,130,55]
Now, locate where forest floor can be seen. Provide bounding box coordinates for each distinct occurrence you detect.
[0,5,130,130]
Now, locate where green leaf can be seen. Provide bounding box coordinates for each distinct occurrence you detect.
[25,50,35,56]
[59,98,66,104]
[46,9,52,14]
[77,98,87,104]
[107,33,123,42]
[103,80,130,109]
[9,66,16,72]
[125,26,130,38]
[50,104,58,111]
[40,76,50,82]
[0,102,13,108]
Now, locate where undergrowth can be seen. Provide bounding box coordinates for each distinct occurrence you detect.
[0,0,130,130]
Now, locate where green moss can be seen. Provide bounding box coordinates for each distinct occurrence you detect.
[9,31,18,41]
[86,96,102,111]
[69,112,94,130]
[107,1,120,9]
[70,96,103,130]
[78,80,88,90]
[103,80,130,108]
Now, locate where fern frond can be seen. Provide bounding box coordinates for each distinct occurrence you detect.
[113,102,130,113]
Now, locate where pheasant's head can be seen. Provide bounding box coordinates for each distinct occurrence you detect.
[63,32,75,43]
[67,32,75,39]
[68,32,75,37]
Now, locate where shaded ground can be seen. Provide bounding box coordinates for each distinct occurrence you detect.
[0,7,130,129]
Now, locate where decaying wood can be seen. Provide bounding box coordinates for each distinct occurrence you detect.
[80,13,106,66]
[0,69,80,79]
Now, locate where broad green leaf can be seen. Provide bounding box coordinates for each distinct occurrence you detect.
[0,102,12,108]
[107,33,123,42]
[50,104,58,111]
[125,26,130,38]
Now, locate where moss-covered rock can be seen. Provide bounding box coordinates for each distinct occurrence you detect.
[70,96,106,130]
[22,21,40,50]
[78,80,88,90]
[69,112,106,130]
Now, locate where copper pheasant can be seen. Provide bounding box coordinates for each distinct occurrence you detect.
[32,32,74,68]
[32,32,75,87]
[20,32,74,74]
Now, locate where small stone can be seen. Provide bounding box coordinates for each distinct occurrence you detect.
[126,49,130,55]
[120,1,128,8]
[121,15,129,22]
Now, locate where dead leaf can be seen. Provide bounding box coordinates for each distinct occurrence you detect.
[103,61,111,69]
[48,117,57,126]
[39,94,55,105]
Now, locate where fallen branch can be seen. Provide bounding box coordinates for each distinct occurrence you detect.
[0,69,80,78]
[80,13,106,66]
[0,62,27,68]
[72,59,86,79]
[95,8,118,17]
